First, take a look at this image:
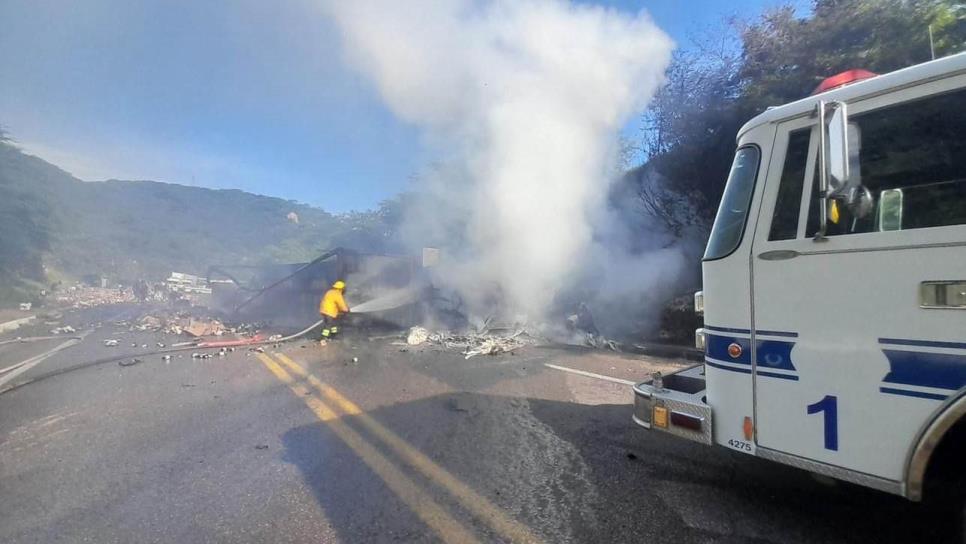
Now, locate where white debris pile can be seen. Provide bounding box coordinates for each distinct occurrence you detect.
[582,334,621,352]
[405,326,540,359]
[406,326,430,346]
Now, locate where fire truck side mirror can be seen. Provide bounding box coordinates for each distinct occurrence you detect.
[827,104,850,191]
[878,188,904,231]
[815,101,871,238]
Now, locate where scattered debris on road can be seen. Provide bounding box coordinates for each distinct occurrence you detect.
[50,326,77,335]
[118,358,143,367]
[103,339,119,347]
[405,325,539,359]
[461,332,538,359]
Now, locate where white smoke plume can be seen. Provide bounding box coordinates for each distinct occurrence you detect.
[323,0,682,330]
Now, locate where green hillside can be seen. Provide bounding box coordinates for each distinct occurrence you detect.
[0,140,398,305]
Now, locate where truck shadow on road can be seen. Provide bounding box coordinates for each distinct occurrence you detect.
[281,391,951,544]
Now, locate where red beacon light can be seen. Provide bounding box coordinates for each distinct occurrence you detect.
[812,69,878,95]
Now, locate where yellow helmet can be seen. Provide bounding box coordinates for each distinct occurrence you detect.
[332,280,346,290]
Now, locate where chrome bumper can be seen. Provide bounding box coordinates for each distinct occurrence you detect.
[633,364,713,445]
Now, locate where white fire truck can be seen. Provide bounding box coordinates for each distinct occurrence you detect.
[634,52,966,506]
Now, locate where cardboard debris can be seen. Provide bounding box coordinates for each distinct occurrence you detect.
[184,318,226,337]
[129,312,236,338]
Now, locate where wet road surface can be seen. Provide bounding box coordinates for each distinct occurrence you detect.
[0,307,953,543]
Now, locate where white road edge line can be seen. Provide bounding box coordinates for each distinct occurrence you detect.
[544,363,636,386]
[0,361,28,375]
[0,331,91,389]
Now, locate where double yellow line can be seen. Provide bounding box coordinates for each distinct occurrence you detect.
[256,352,542,544]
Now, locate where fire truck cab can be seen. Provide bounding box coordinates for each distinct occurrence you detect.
[633,52,966,502]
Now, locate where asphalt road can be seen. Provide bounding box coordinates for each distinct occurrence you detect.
[0,306,954,543]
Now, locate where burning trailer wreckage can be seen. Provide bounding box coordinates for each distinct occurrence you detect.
[199,247,625,359]
[10,247,694,377]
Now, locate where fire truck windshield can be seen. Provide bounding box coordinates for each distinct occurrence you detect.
[704,146,761,260]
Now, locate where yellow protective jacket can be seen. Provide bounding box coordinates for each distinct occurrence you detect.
[320,288,349,318]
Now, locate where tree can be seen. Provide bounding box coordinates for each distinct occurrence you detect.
[739,0,966,111]
[637,0,966,234]
[638,35,748,231]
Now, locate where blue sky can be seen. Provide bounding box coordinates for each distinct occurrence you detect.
[0,0,806,212]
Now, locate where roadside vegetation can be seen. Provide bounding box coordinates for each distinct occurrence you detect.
[634,0,966,235]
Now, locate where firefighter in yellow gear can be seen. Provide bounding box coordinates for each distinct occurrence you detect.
[320,280,349,341]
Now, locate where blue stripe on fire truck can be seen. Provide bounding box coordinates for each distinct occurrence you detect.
[704,332,799,381]
[879,338,966,401]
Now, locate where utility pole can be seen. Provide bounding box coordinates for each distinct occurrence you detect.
[928,25,936,60]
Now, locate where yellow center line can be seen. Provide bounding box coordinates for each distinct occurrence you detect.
[272,352,543,544]
[255,353,480,544]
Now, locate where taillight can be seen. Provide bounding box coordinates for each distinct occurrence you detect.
[670,411,703,431]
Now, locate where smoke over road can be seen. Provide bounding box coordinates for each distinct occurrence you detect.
[324,0,685,334]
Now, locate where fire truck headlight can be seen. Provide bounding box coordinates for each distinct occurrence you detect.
[694,290,704,315]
